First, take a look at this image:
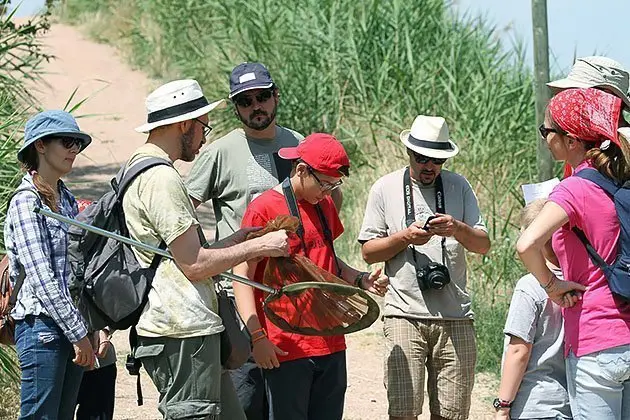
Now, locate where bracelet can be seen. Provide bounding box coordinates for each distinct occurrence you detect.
[354,272,368,289]
[251,328,265,336]
[252,334,267,345]
[250,329,267,342]
[542,274,556,291]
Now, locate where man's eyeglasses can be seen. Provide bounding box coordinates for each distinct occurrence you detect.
[411,151,447,165]
[307,166,343,192]
[233,89,274,108]
[195,119,213,138]
[58,137,83,150]
[538,124,559,140]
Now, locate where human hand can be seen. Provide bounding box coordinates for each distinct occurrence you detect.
[73,335,95,368]
[494,408,510,420]
[254,230,290,258]
[544,275,586,308]
[404,221,434,246]
[426,213,459,237]
[361,268,389,296]
[92,329,112,359]
[252,337,287,369]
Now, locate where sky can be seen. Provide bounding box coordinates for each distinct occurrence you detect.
[9,0,630,74]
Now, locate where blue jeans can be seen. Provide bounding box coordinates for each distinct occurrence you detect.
[566,345,630,420]
[264,351,347,420]
[15,315,84,420]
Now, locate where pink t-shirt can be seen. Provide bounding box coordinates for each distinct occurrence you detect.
[550,161,630,357]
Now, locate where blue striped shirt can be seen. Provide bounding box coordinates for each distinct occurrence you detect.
[4,174,88,343]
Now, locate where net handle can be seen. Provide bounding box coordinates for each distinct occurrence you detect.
[34,206,278,294]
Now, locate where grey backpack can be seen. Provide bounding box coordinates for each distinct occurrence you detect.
[67,157,171,331]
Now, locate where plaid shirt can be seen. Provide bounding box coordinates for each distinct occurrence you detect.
[4,174,88,343]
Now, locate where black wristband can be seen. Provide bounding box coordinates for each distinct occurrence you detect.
[354,272,368,289]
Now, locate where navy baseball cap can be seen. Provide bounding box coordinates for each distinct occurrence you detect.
[228,62,275,99]
[18,110,92,162]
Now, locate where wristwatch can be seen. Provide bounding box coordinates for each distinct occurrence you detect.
[493,398,512,410]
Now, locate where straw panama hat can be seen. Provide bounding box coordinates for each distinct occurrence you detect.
[400,115,459,159]
[547,56,630,109]
[135,79,226,133]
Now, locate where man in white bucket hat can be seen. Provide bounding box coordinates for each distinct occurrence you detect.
[123,79,290,419]
[358,115,490,420]
[547,56,630,109]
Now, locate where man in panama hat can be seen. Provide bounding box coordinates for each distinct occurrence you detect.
[359,115,491,420]
[124,79,290,419]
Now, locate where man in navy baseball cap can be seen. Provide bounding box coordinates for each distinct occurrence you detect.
[228,62,275,99]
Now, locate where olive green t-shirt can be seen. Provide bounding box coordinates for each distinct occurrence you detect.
[358,168,487,320]
[185,126,303,241]
[122,143,223,338]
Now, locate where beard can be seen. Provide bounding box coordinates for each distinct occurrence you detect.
[180,125,197,162]
[238,101,278,131]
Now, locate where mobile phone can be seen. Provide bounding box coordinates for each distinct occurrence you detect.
[423,215,437,230]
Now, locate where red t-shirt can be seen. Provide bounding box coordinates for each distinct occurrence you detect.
[241,189,346,362]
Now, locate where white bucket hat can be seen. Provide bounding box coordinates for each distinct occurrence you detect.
[135,79,226,133]
[399,115,459,159]
[547,56,630,109]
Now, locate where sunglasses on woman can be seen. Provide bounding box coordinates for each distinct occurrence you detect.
[307,166,343,192]
[411,151,447,165]
[233,89,274,108]
[538,123,559,140]
[58,137,83,150]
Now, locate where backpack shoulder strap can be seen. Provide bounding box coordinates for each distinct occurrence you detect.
[117,157,173,199]
[573,168,620,197]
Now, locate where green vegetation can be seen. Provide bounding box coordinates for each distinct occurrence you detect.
[0,2,53,414]
[57,0,554,374]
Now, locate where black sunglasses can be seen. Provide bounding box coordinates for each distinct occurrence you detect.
[411,151,447,165]
[58,137,83,150]
[233,89,274,108]
[538,123,559,140]
[195,118,213,138]
[307,166,343,192]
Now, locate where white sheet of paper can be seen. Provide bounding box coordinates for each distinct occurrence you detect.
[521,178,560,205]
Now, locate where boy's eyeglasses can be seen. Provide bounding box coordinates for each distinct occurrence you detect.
[412,151,447,165]
[308,166,343,192]
[195,119,213,138]
[233,89,274,108]
[538,124,559,140]
[59,137,83,150]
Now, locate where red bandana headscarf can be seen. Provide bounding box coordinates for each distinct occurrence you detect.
[548,88,622,177]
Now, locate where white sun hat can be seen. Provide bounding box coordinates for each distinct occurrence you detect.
[135,79,226,133]
[399,115,459,159]
[547,56,630,109]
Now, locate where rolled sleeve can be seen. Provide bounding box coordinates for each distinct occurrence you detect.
[358,181,388,243]
[10,194,87,343]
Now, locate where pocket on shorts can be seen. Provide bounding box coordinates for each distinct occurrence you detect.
[595,345,630,383]
[136,343,170,392]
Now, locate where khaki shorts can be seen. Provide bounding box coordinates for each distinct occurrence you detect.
[135,334,245,420]
[383,317,476,420]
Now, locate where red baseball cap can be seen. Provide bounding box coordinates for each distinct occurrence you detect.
[278,133,350,177]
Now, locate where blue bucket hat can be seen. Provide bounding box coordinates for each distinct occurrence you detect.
[228,62,275,99]
[18,110,92,162]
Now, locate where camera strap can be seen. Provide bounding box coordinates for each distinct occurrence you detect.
[403,167,447,265]
[281,177,341,277]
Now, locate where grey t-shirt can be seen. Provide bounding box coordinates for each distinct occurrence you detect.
[185,126,303,241]
[502,273,572,419]
[358,168,486,319]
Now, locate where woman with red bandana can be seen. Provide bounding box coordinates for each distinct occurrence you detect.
[517,88,630,420]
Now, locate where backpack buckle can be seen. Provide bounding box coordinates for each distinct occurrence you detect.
[125,353,142,376]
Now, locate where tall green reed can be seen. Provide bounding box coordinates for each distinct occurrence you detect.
[58,0,549,373]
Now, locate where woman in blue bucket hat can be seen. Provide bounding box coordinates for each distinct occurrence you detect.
[4,110,95,419]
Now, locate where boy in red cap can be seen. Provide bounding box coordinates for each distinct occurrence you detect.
[233,133,388,420]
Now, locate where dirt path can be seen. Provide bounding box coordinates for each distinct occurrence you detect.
[30,21,497,420]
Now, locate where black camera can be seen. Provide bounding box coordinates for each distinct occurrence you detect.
[125,353,142,376]
[416,262,451,291]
